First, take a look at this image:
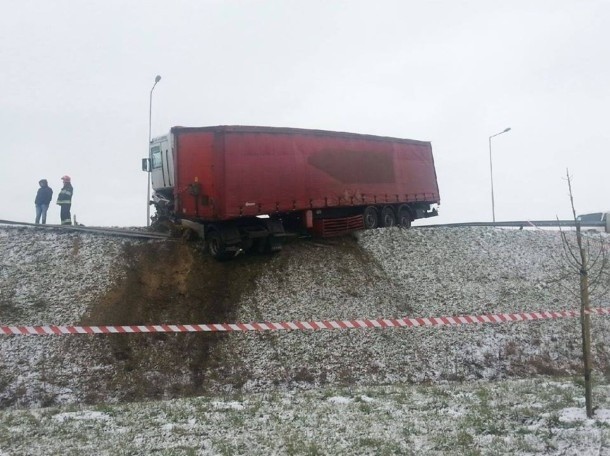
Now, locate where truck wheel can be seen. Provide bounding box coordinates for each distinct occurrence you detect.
[207,231,232,260]
[397,206,412,228]
[381,206,396,227]
[363,206,379,229]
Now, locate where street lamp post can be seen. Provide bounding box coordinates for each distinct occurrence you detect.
[488,127,511,223]
[147,75,162,227]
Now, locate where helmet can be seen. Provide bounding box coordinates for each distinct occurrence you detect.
[61,175,71,182]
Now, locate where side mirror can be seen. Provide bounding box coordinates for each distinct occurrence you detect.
[141,158,151,172]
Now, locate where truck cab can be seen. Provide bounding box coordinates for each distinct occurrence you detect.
[143,134,176,219]
[576,212,610,232]
[148,134,174,192]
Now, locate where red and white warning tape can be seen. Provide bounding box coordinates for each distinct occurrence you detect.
[1,307,609,336]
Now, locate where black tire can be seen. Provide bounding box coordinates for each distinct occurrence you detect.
[182,227,198,242]
[266,236,283,254]
[381,206,397,227]
[363,206,379,229]
[207,231,233,261]
[397,206,412,228]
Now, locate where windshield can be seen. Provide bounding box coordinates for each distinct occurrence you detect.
[151,145,162,169]
[577,213,605,222]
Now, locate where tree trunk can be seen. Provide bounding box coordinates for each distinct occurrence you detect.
[578,241,593,418]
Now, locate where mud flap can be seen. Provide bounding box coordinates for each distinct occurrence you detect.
[267,235,283,253]
[263,218,285,236]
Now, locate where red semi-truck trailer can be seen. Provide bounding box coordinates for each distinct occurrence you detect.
[143,125,440,259]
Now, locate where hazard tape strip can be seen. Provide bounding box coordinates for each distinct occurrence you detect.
[1,307,609,336]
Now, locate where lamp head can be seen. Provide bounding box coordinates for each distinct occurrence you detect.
[503,127,511,132]
[155,75,162,83]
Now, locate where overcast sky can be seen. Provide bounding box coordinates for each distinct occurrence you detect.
[2,0,608,227]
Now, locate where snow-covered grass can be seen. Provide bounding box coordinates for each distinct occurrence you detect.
[206,227,610,392]
[1,378,610,455]
[1,224,610,454]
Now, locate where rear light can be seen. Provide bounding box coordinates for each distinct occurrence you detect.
[305,210,313,228]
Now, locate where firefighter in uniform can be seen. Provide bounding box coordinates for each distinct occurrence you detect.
[57,175,73,225]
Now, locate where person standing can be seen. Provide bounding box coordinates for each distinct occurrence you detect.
[57,175,74,225]
[34,179,53,224]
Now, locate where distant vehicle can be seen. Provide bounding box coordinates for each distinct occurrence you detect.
[576,212,607,223]
[576,212,609,233]
[143,125,441,259]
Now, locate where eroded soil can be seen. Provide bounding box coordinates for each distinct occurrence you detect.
[66,241,280,403]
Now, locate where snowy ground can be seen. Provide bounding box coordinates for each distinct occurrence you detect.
[1,224,609,454]
[2,379,610,455]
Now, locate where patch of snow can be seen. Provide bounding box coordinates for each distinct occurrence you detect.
[560,407,610,424]
[327,396,352,404]
[211,400,245,410]
[53,411,111,422]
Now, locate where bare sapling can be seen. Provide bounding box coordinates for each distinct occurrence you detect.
[558,170,609,418]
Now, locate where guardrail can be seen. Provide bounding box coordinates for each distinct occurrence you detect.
[2,218,608,237]
[0,219,171,240]
[416,220,608,232]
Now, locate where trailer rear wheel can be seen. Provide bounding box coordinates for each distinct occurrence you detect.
[397,206,412,228]
[363,206,379,229]
[381,206,396,227]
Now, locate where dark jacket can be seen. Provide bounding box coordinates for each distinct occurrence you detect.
[57,183,73,205]
[35,183,53,205]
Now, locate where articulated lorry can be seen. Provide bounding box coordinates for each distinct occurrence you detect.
[143,125,440,259]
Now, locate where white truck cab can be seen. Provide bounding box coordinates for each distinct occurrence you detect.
[144,133,175,191]
[576,212,609,233]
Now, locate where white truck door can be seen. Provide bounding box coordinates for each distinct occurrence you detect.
[150,136,173,190]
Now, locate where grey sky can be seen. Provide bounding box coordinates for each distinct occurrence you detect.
[2,0,608,226]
